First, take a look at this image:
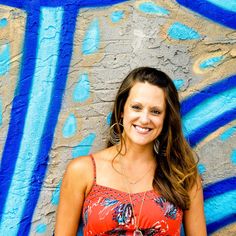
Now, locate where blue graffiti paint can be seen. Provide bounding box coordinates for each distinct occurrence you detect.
[73,73,90,102]
[168,22,200,40]
[138,2,169,15]
[0,43,10,76]
[173,79,184,90]
[36,224,47,233]
[176,0,236,29]
[199,56,224,69]
[51,181,62,206]
[181,75,236,146]
[0,7,63,235]
[198,163,206,175]
[82,19,100,55]
[62,114,77,138]
[204,190,236,226]
[111,10,124,23]
[220,127,236,141]
[0,0,129,8]
[231,150,236,165]
[72,133,96,158]
[0,18,7,28]
[0,98,2,127]
[206,0,236,13]
[204,177,236,233]
[183,86,236,139]
[0,1,130,235]
[106,112,112,125]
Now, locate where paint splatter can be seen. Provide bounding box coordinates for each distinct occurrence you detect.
[51,181,62,206]
[168,22,200,40]
[111,10,124,23]
[36,224,47,234]
[206,0,236,13]
[0,43,10,76]
[0,18,8,28]
[220,127,236,141]
[73,73,90,102]
[62,114,77,138]
[106,112,112,125]
[231,150,236,165]
[138,2,169,15]
[198,163,206,175]
[199,56,224,69]
[82,19,100,55]
[72,133,96,158]
[173,79,184,90]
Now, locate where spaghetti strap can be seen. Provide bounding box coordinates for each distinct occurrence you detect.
[89,154,96,184]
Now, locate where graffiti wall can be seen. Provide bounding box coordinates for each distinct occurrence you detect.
[0,0,235,235]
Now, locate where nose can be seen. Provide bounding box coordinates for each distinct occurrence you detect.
[139,110,150,124]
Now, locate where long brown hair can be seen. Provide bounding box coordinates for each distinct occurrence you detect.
[108,67,198,210]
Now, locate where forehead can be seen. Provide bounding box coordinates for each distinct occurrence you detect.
[127,82,166,107]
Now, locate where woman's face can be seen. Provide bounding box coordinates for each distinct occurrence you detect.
[122,81,166,148]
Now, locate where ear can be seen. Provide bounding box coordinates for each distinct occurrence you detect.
[121,112,124,118]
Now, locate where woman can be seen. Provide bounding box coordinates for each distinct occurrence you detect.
[55,67,207,235]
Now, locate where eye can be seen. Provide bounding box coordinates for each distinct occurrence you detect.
[151,109,161,115]
[131,105,141,111]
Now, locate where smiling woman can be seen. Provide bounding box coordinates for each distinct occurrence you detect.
[55,67,207,236]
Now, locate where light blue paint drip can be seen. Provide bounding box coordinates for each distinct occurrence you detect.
[73,73,90,102]
[0,18,8,28]
[82,19,100,55]
[62,114,77,138]
[0,7,63,235]
[0,98,2,127]
[206,0,236,13]
[197,164,206,175]
[173,79,184,90]
[106,112,112,125]
[204,189,236,225]
[111,10,124,23]
[220,127,236,141]
[231,150,236,165]
[168,22,200,40]
[51,181,62,206]
[0,43,10,76]
[200,56,224,69]
[72,133,96,158]
[138,2,169,15]
[36,224,47,234]
[183,87,236,137]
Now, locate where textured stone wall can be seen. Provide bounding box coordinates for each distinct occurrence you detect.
[0,0,235,235]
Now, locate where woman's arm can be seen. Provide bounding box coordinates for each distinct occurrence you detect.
[183,175,207,236]
[54,157,90,236]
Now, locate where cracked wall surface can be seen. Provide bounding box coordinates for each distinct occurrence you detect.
[0,0,235,235]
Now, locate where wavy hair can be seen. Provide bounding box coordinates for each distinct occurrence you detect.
[107,67,198,210]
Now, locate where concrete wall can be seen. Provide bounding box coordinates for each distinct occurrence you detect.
[0,0,235,235]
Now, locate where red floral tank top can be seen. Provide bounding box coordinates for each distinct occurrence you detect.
[82,155,183,235]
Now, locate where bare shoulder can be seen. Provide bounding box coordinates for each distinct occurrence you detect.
[63,156,94,192]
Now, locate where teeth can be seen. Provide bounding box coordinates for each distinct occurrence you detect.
[135,125,150,132]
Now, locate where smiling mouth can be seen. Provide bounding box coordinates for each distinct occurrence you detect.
[133,125,152,133]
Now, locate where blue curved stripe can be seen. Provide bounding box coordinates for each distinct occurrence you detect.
[206,0,236,13]
[0,7,63,235]
[204,177,236,200]
[0,6,40,225]
[181,75,236,115]
[176,0,236,29]
[204,190,236,231]
[183,86,236,136]
[203,177,236,233]
[0,0,129,9]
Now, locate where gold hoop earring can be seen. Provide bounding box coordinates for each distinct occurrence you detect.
[109,123,123,145]
[154,139,160,154]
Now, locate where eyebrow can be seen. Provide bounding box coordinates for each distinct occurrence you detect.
[130,101,164,110]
